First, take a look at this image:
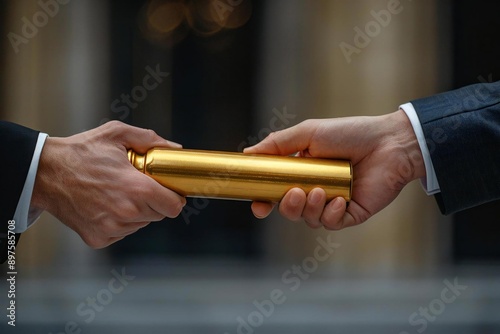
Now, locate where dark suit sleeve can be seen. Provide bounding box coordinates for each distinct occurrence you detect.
[0,121,40,263]
[411,81,500,214]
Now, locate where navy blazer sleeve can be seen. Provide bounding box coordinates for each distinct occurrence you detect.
[411,81,500,214]
[0,121,40,263]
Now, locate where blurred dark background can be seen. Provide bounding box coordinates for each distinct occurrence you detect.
[94,0,500,265]
[451,0,500,264]
[105,0,264,262]
[1,1,500,333]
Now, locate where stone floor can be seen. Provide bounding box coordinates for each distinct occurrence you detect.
[1,261,500,334]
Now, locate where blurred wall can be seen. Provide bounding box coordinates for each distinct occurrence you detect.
[2,0,111,270]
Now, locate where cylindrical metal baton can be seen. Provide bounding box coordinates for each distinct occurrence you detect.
[128,148,352,202]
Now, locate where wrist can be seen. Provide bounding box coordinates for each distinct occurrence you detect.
[31,137,62,213]
[397,109,427,181]
[387,109,427,184]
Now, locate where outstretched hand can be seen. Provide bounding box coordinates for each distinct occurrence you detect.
[244,110,425,230]
[31,121,186,248]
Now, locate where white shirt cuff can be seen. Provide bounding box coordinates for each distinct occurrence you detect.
[399,103,441,195]
[13,132,48,233]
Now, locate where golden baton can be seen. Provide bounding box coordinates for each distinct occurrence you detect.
[128,148,352,203]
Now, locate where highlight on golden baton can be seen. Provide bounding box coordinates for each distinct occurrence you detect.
[128,148,352,203]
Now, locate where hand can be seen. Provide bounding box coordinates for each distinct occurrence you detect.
[244,110,426,230]
[31,121,186,248]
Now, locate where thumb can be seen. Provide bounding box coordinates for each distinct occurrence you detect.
[109,121,182,154]
[243,120,315,156]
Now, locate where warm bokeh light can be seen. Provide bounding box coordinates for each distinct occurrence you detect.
[185,0,224,36]
[211,0,252,29]
[148,1,186,34]
[140,0,253,45]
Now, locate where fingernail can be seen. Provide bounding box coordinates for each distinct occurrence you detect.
[308,190,322,204]
[333,197,344,210]
[289,191,301,206]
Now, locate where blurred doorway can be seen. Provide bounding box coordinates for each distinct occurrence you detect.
[106,0,265,263]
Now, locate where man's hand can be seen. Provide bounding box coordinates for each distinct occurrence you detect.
[244,110,426,230]
[31,121,186,248]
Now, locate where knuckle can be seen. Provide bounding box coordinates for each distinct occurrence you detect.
[173,202,183,216]
[100,120,129,140]
[143,128,159,142]
[145,128,158,138]
[115,203,141,221]
[166,199,184,218]
[324,224,342,231]
[136,183,152,199]
[267,131,280,138]
[301,119,317,129]
[104,120,124,131]
[305,219,321,229]
[283,210,301,222]
[301,119,313,127]
[83,235,106,249]
[108,194,140,218]
[322,214,343,231]
[99,220,118,236]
